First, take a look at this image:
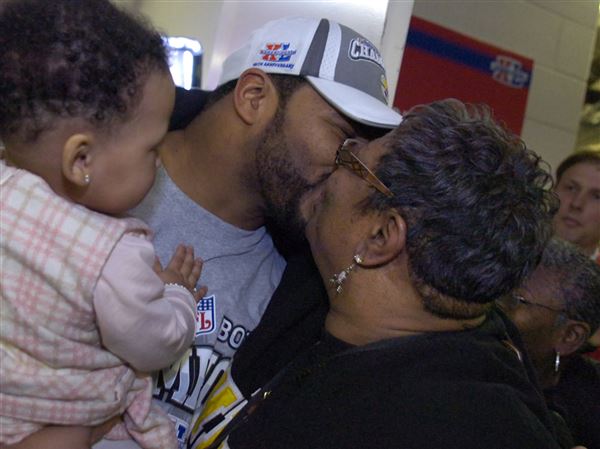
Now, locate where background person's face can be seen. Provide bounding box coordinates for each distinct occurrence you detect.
[553,162,600,252]
[500,272,565,374]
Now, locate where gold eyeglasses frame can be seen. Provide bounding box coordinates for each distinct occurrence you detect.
[335,138,394,198]
[498,293,566,314]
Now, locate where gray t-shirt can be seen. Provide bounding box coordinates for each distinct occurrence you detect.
[130,167,286,447]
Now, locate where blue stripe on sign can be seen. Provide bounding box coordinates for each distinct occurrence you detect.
[406,29,531,86]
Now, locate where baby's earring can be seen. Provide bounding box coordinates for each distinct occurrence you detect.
[84,174,91,185]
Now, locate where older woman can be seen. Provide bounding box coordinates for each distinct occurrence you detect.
[499,238,600,449]
[203,100,564,449]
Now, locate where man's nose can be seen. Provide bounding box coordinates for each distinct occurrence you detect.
[569,192,584,210]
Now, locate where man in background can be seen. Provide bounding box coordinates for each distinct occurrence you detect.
[552,150,600,361]
[553,150,600,262]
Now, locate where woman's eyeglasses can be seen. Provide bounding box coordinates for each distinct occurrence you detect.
[335,138,394,198]
[498,293,566,314]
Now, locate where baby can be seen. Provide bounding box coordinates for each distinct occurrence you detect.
[0,1,204,448]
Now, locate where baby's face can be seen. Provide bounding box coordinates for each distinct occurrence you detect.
[85,70,175,214]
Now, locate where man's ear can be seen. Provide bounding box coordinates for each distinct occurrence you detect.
[355,210,406,268]
[555,320,591,357]
[233,68,278,125]
[62,133,93,187]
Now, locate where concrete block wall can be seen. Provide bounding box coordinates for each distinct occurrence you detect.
[411,0,599,173]
[119,0,598,172]
[118,0,225,90]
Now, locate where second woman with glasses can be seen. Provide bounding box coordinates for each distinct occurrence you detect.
[498,238,600,449]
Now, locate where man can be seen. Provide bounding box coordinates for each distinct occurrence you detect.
[552,150,600,360]
[131,17,401,449]
[499,238,600,449]
[553,150,600,262]
[6,16,399,449]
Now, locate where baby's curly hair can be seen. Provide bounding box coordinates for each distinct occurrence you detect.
[0,0,169,143]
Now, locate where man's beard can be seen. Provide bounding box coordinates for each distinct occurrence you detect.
[255,107,314,256]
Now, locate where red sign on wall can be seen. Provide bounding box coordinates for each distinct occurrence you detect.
[394,17,533,135]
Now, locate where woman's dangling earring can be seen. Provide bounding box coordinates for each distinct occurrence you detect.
[329,255,363,294]
[84,174,91,185]
[554,351,561,373]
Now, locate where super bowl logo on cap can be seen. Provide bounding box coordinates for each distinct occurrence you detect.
[490,55,529,88]
[253,42,297,70]
[348,37,384,68]
[261,42,294,62]
[196,295,216,335]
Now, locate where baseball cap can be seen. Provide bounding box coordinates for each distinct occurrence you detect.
[219,17,402,129]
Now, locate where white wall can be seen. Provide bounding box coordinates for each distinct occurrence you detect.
[124,0,598,171]
[204,0,395,89]
[410,0,600,172]
[118,0,225,89]
[381,1,415,101]
[121,0,413,104]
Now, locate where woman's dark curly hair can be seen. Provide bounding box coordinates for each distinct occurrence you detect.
[364,99,558,317]
[0,0,169,142]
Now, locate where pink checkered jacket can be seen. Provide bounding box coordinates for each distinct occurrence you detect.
[0,161,177,449]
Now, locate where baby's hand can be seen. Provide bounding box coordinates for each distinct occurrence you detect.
[154,245,207,301]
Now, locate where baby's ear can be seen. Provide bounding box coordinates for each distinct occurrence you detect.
[62,133,93,187]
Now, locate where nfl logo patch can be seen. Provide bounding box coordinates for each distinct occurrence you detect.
[196,295,216,335]
[169,415,189,446]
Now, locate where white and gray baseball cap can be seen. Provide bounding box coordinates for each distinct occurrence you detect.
[219,17,402,129]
